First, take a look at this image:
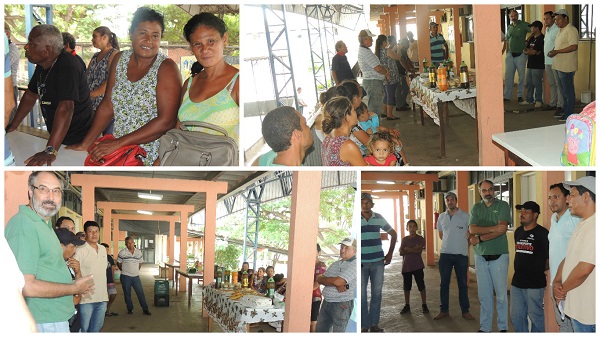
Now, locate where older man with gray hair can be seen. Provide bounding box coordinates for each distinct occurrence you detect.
[6,24,92,166]
[553,176,595,332]
[434,191,475,321]
[357,29,391,120]
[331,40,355,85]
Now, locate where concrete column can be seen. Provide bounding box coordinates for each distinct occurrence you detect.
[397,5,407,39]
[399,195,406,238]
[452,6,462,73]
[202,192,218,317]
[113,219,119,259]
[179,212,189,292]
[102,207,112,246]
[284,171,322,332]
[393,196,399,235]
[416,5,430,72]
[473,4,505,165]
[81,185,95,226]
[3,171,31,229]
[169,219,175,265]
[408,191,416,220]
[456,171,469,212]
[382,13,391,36]
[424,180,435,266]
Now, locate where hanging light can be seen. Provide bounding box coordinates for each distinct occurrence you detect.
[137,210,153,215]
[138,192,163,200]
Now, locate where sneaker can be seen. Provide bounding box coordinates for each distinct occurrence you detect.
[462,312,476,320]
[422,304,429,314]
[558,115,569,122]
[553,107,564,118]
[518,97,524,102]
[535,101,543,108]
[361,328,369,333]
[127,310,133,314]
[143,310,152,316]
[400,304,411,314]
[503,98,510,102]
[369,326,384,333]
[542,105,556,111]
[519,100,532,105]
[434,312,449,320]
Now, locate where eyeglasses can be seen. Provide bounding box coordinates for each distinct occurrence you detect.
[31,185,62,196]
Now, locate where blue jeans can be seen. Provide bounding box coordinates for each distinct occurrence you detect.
[545,65,563,108]
[509,286,545,332]
[361,260,385,329]
[504,53,527,100]
[316,300,353,332]
[556,70,575,118]
[363,79,385,116]
[572,318,596,332]
[524,68,544,103]
[121,275,149,312]
[475,254,509,332]
[36,321,70,332]
[395,75,410,108]
[438,253,470,313]
[79,301,107,332]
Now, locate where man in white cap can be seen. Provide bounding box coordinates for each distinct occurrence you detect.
[434,191,475,321]
[316,238,357,332]
[357,29,392,120]
[429,21,448,67]
[553,176,595,332]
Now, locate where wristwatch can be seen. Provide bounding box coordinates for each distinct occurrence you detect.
[44,146,58,156]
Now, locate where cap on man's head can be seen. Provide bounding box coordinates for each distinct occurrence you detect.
[563,176,596,194]
[361,192,373,201]
[516,201,541,214]
[358,29,376,39]
[339,237,357,248]
[444,191,457,200]
[553,9,569,17]
[429,21,439,28]
[55,228,86,246]
[528,21,543,29]
[75,231,85,239]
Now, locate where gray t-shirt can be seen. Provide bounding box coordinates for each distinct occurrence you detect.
[437,208,470,256]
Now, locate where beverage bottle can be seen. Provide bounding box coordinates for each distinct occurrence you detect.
[422,58,428,73]
[242,271,249,288]
[428,65,436,88]
[225,269,230,284]
[437,63,448,91]
[267,277,275,298]
[446,58,453,76]
[460,61,470,89]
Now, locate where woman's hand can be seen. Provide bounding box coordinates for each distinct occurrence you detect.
[88,138,122,163]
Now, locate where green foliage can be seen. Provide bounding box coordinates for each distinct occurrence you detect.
[146,4,189,44]
[214,244,241,270]
[223,14,239,46]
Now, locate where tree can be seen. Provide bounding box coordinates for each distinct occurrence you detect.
[214,244,241,271]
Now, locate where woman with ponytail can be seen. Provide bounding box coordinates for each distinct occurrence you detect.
[321,97,367,166]
[87,26,119,134]
[177,12,239,144]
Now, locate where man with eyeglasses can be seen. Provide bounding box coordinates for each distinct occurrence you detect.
[5,24,92,166]
[468,180,511,332]
[5,171,95,332]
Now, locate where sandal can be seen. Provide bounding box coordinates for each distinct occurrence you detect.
[386,116,400,120]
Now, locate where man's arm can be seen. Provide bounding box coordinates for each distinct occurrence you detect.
[502,39,508,55]
[385,228,397,264]
[552,259,565,300]
[6,89,37,132]
[438,230,443,240]
[22,274,94,298]
[4,75,14,127]
[331,70,340,86]
[469,221,508,236]
[561,262,595,294]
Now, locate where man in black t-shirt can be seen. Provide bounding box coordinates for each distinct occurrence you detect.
[331,40,355,85]
[520,21,545,108]
[6,24,92,166]
[510,201,549,332]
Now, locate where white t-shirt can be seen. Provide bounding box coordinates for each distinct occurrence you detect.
[117,247,144,277]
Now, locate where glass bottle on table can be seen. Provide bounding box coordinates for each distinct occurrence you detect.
[267,277,275,298]
[460,61,470,89]
[242,270,249,288]
[437,63,448,91]
[428,64,437,88]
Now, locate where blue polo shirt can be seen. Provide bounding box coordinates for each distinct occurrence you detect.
[548,209,580,281]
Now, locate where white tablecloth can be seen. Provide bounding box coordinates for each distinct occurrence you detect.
[410,76,477,125]
[492,124,565,166]
[203,284,285,333]
[6,130,88,166]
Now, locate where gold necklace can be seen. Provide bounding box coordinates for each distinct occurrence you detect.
[37,55,59,102]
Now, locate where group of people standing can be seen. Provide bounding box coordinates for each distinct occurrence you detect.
[361,175,595,333]
[5,7,239,166]
[503,9,578,121]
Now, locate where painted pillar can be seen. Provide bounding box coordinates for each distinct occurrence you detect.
[397,5,407,39]
[452,6,462,73]
[384,6,397,37]
[179,211,189,292]
[4,171,31,228]
[393,196,399,235]
[473,5,505,165]
[408,190,416,220]
[81,185,95,227]
[424,180,435,266]
[169,219,175,265]
[416,5,430,71]
[284,171,322,332]
[113,219,119,259]
[399,195,405,238]
[102,207,112,246]
[383,13,391,36]
[456,171,470,212]
[202,192,218,317]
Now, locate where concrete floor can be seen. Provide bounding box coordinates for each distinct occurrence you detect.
[99,264,275,333]
[371,244,515,333]
[380,95,585,166]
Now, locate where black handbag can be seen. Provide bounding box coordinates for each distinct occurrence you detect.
[158,121,238,166]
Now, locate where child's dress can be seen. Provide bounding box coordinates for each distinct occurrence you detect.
[365,154,397,166]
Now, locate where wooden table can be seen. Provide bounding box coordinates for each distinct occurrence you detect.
[492,124,565,166]
[410,76,477,158]
[174,269,203,307]
[164,262,180,286]
[6,125,88,166]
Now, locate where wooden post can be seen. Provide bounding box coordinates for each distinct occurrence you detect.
[424,180,435,266]
[416,5,430,71]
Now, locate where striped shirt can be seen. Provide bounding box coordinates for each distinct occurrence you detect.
[321,255,356,302]
[358,46,385,81]
[361,212,393,263]
[117,247,144,277]
[429,33,447,66]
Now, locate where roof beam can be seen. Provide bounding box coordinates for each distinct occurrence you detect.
[361,172,440,182]
[362,184,422,191]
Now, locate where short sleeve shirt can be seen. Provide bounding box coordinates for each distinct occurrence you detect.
[321,256,356,302]
[563,214,595,324]
[511,225,549,289]
[548,209,580,281]
[331,53,355,83]
[429,33,447,66]
[117,247,144,277]
[506,20,530,53]
[400,235,426,273]
[525,34,545,69]
[361,212,393,263]
[469,199,511,255]
[358,46,385,81]
[74,242,108,303]
[552,24,579,73]
[544,24,560,65]
[437,209,470,256]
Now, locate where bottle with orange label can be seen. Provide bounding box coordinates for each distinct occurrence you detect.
[460,61,470,89]
[437,63,448,91]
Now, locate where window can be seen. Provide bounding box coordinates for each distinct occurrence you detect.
[576,4,596,40]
